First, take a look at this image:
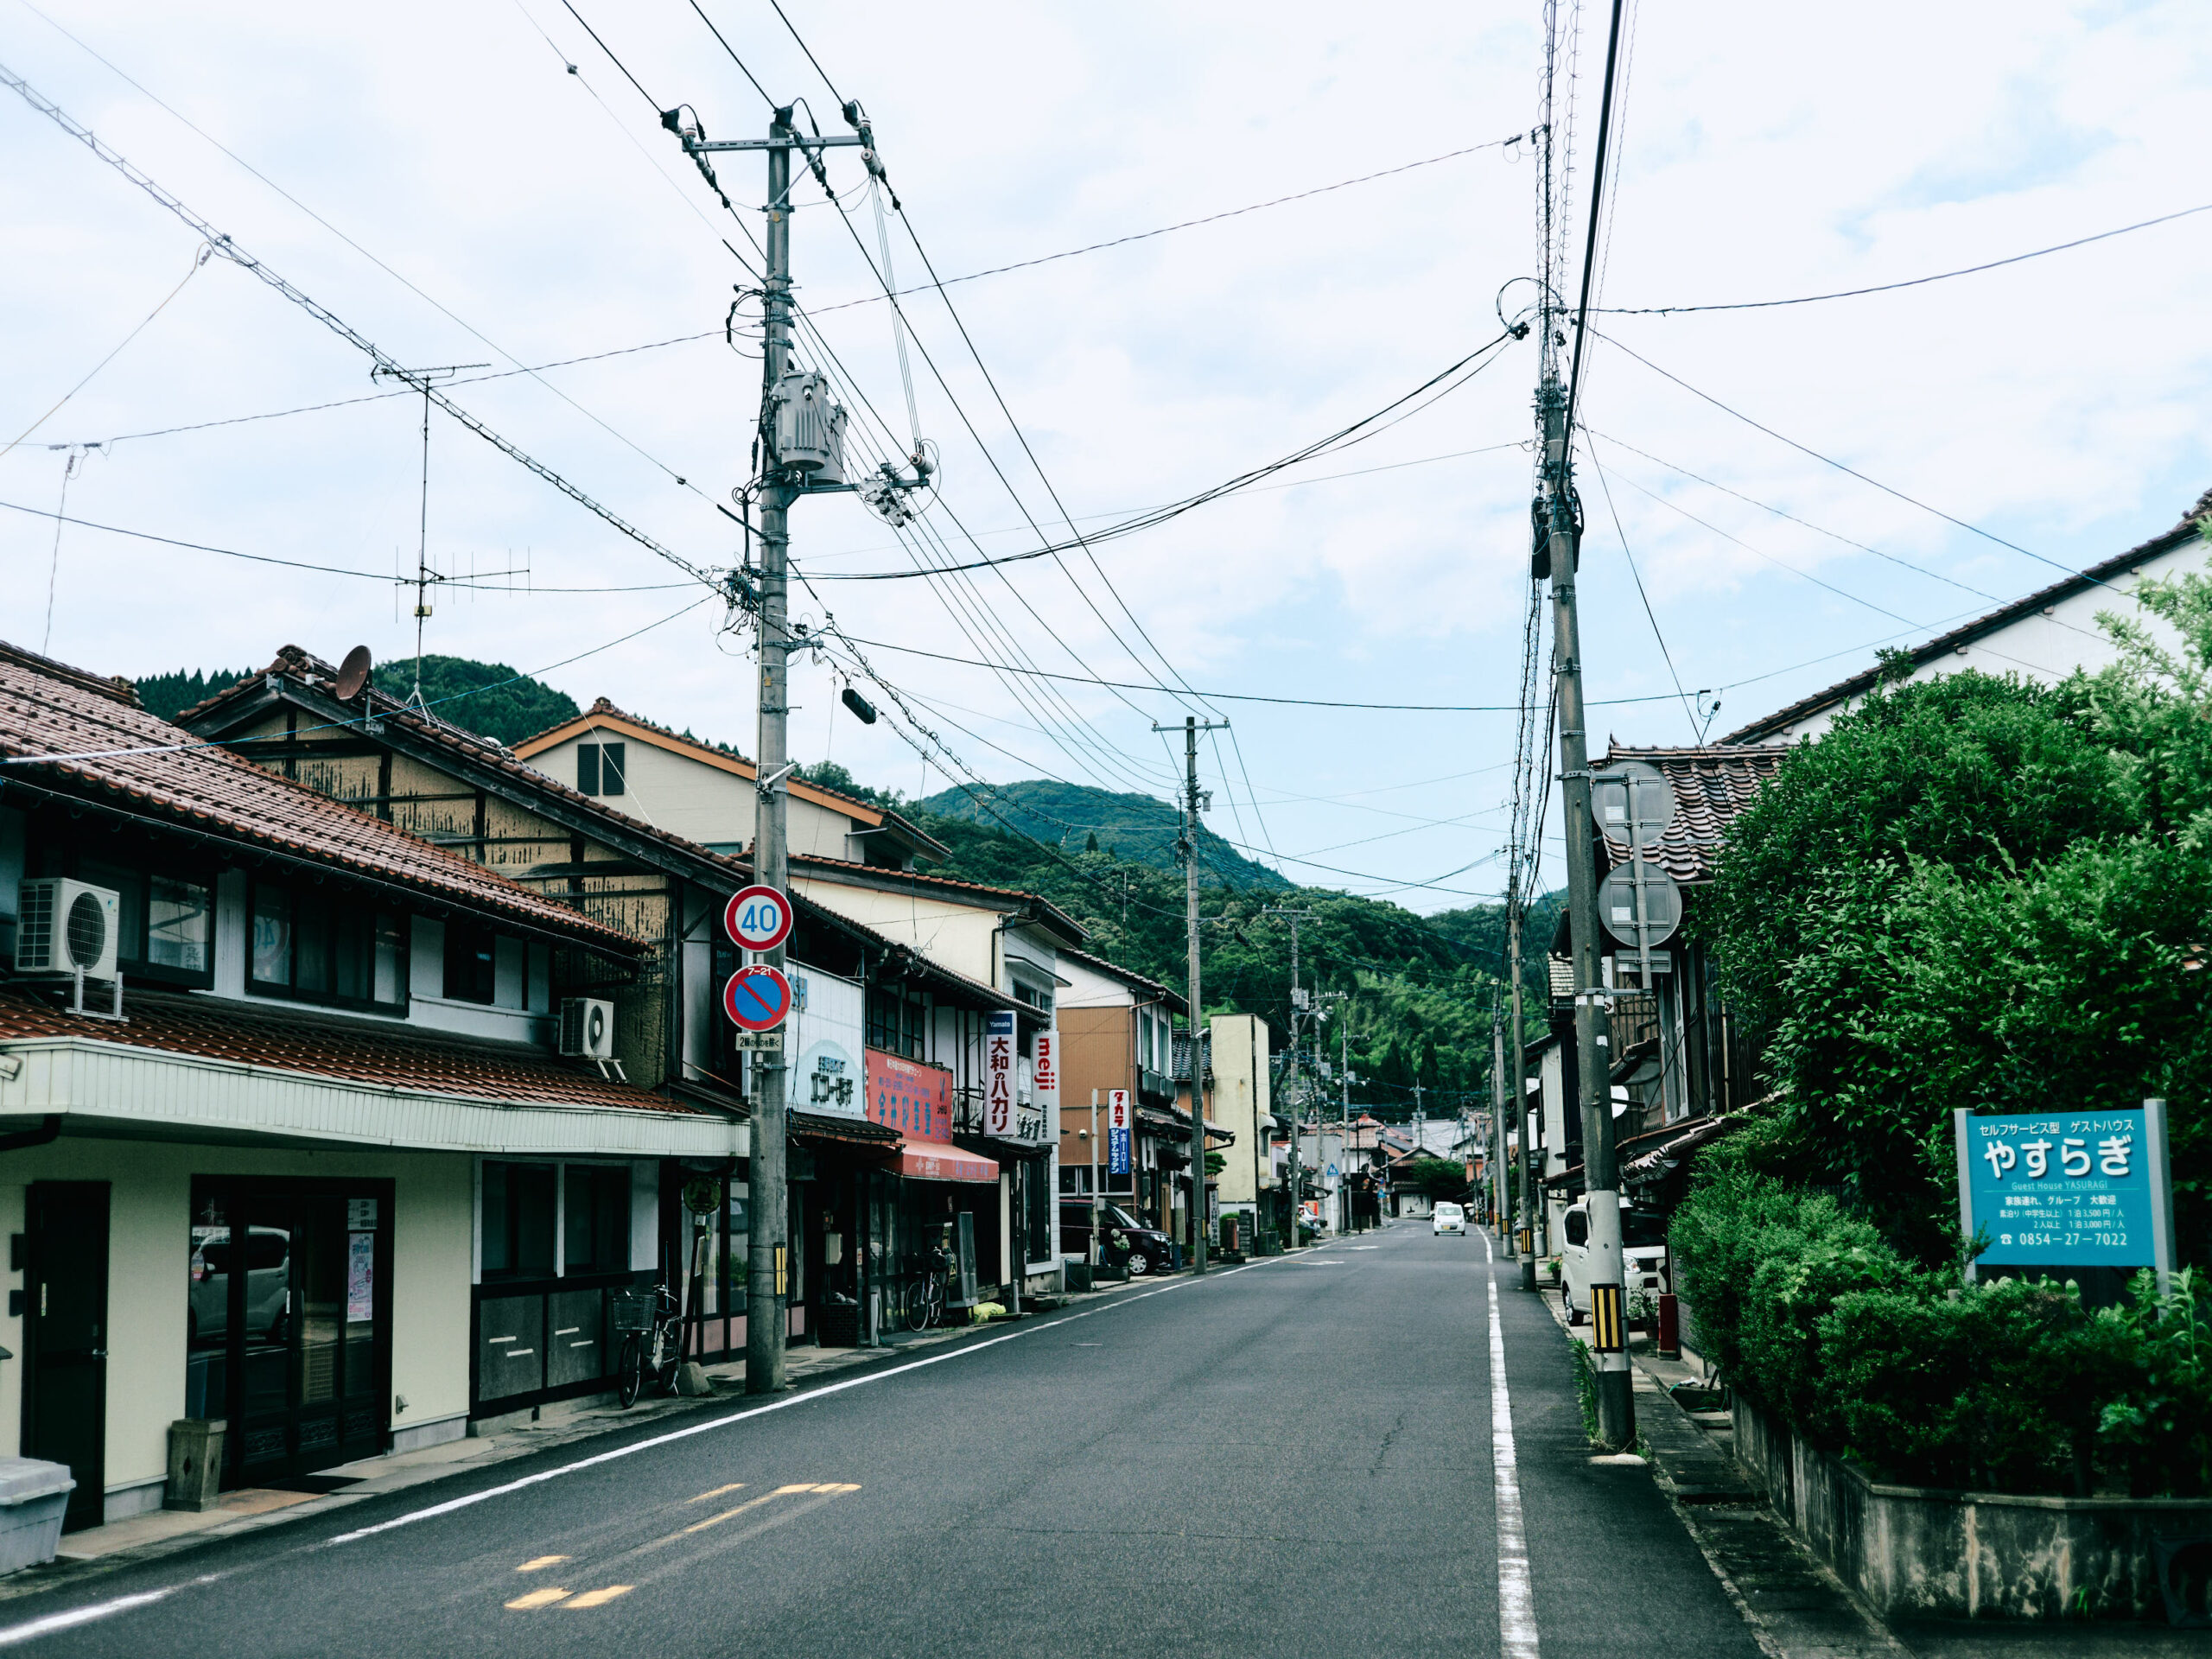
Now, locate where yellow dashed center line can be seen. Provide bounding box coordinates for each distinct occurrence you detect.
[516,1555,569,1573]
[565,1586,633,1609]
[505,1587,571,1611]
[686,1484,746,1504]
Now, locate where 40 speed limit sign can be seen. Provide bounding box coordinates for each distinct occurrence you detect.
[723,884,793,952]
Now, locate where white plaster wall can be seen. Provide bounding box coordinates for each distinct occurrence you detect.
[790,877,1003,984]
[0,1138,473,1496]
[522,731,867,859]
[1770,543,2205,742]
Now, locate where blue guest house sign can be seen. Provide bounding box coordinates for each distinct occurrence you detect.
[1955,1102,2177,1288]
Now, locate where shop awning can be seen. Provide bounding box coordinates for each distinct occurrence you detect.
[895,1141,999,1184]
[790,1109,902,1151]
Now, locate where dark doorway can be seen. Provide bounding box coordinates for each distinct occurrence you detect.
[24,1181,109,1532]
[189,1179,391,1484]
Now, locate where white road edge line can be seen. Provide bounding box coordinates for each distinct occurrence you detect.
[0,1585,185,1649]
[323,1260,1263,1548]
[0,1264,1280,1649]
[1482,1229,1540,1658]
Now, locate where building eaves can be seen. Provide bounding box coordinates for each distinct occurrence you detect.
[0,987,698,1113]
[509,696,950,860]
[184,649,758,897]
[790,853,1087,945]
[1054,943,1187,1014]
[0,645,638,952]
[1724,486,2212,744]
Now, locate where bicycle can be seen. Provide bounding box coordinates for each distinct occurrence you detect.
[905,1246,955,1330]
[612,1282,682,1408]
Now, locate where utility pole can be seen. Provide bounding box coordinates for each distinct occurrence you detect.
[1339,1022,1352,1233]
[1262,906,1314,1249]
[676,105,869,1397]
[1491,1002,1510,1238]
[1155,714,1225,1274]
[1510,874,1541,1291]
[1539,370,1633,1448]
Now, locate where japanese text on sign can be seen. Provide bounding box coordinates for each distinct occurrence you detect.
[1957,1107,2168,1270]
[1107,1088,1132,1176]
[985,1011,1017,1137]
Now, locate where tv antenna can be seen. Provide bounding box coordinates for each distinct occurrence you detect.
[371,362,487,711]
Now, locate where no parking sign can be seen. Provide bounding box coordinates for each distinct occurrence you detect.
[722,963,792,1032]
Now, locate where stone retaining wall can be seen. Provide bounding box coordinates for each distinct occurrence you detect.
[1731,1392,2212,1620]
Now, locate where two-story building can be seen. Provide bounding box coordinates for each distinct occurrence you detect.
[0,641,742,1529]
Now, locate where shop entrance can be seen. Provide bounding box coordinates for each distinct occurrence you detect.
[188,1179,391,1484]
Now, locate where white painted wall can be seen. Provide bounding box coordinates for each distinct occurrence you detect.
[791,877,1004,984]
[1763,543,2205,742]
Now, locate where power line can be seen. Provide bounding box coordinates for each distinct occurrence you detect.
[1580,442,1703,741]
[3,242,211,457]
[20,0,716,505]
[1594,200,2212,315]
[0,61,732,600]
[1589,328,2124,594]
[1558,0,1629,450]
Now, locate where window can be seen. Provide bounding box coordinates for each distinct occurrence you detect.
[443,918,497,1004]
[75,856,213,987]
[866,987,925,1058]
[249,879,406,1009]
[563,1166,632,1274]
[481,1161,556,1281]
[1564,1209,1589,1248]
[576,741,626,798]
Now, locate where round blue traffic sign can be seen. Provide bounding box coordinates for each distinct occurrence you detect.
[721,964,792,1033]
[723,884,793,951]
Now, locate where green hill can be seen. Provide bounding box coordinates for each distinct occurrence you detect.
[132,655,579,748]
[917,779,1290,890]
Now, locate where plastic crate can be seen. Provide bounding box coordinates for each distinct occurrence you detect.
[0,1459,74,1576]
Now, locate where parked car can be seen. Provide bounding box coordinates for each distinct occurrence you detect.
[1560,1200,1668,1322]
[1432,1202,1467,1236]
[188,1225,291,1341]
[1059,1200,1175,1275]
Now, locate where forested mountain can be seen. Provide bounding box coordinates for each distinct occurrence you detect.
[131,655,579,747]
[917,779,1288,889]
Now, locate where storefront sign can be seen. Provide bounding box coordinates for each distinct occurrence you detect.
[868,1047,954,1142]
[783,968,862,1116]
[984,1011,1016,1136]
[1955,1103,2176,1281]
[1107,1088,1132,1175]
[1033,1027,1060,1118]
[792,1038,855,1110]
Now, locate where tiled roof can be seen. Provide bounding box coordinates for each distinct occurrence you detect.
[1725,484,2212,744]
[0,642,637,950]
[1597,743,1791,884]
[189,646,751,887]
[0,987,702,1113]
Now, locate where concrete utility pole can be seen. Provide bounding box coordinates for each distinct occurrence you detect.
[1538,372,1634,1449]
[1338,1021,1353,1232]
[1262,906,1315,1248]
[1156,715,1224,1274]
[1510,871,1541,1292]
[685,108,869,1397]
[1491,1003,1510,1237]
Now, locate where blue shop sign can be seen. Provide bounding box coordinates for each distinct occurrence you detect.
[1955,1104,2175,1276]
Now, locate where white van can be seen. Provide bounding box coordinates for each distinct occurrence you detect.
[1560,1200,1668,1321]
[1432,1201,1466,1236]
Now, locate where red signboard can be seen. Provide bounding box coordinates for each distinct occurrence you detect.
[866,1047,953,1144]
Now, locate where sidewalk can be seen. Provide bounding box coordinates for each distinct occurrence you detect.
[3,1274,1168,1603]
[1528,1268,2199,1657]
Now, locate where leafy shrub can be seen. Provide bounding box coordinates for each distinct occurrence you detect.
[1673,1148,2212,1496]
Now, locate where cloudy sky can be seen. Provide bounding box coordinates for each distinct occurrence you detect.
[3,1,2207,912]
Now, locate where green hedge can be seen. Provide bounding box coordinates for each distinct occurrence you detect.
[1672,1135,2211,1497]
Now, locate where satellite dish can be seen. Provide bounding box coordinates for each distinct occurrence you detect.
[1592,758,1675,850]
[1599,861,1682,948]
[333,645,373,701]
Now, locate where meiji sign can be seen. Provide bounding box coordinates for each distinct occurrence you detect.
[1955,1103,2177,1283]
[984,1011,1017,1136]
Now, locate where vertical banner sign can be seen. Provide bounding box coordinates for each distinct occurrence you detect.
[1107,1089,1133,1176]
[1033,1027,1061,1124]
[1955,1103,2176,1287]
[985,1011,1017,1137]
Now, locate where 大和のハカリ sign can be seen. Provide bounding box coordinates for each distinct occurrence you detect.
[1955,1103,2176,1287]
[984,1011,1017,1136]
[1107,1088,1132,1176]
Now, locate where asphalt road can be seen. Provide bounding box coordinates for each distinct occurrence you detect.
[9,1224,1760,1658]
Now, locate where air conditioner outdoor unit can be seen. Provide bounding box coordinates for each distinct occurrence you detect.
[16,878,120,981]
[559,997,616,1060]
